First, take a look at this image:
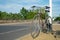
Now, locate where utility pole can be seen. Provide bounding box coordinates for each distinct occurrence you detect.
[49,0,52,24]
[45,0,52,25]
[49,0,52,18]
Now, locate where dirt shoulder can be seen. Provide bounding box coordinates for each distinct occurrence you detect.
[16,24,60,40]
[0,22,31,25]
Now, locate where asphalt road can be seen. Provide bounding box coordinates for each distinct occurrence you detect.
[0,23,33,40]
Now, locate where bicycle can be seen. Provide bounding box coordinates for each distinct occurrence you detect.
[31,7,46,39]
[31,6,53,39]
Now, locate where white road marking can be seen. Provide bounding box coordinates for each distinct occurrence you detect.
[0,28,29,34]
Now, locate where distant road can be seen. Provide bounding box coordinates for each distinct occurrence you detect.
[0,23,33,40]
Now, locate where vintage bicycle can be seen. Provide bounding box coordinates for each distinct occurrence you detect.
[31,6,50,38]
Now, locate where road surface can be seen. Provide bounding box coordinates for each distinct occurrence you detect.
[0,23,33,40]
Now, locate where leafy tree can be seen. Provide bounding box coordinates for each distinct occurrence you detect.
[0,11,2,20]
[54,16,60,21]
[6,13,13,20]
[1,12,8,20]
[20,7,28,19]
[26,10,36,19]
[31,6,48,19]
[0,6,49,20]
[31,6,36,11]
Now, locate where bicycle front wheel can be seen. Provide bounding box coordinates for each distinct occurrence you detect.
[31,14,41,38]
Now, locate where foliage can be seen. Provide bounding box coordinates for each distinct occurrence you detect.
[54,16,60,21]
[26,10,36,19]
[0,11,22,20]
[0,6,49,20]
[20,7,28,20]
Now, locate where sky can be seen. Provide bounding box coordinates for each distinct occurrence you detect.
[52,0,60,17]
[0,0,60,17]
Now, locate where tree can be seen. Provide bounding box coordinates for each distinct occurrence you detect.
[54,16,60,21]
[6,12,13,20]
[1,12,8,20]
[31,6,36,11]
[33,7,48,19]
[26,10,36,19]
[0,6,49,20]
[0,11,2,20]
[20,7,28,19]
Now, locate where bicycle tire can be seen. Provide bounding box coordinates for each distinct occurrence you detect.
[31,14,41,39]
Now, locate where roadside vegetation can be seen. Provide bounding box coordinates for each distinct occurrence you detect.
[54,16,60,21]
[0,6,48,20]
[2,6,60,23]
